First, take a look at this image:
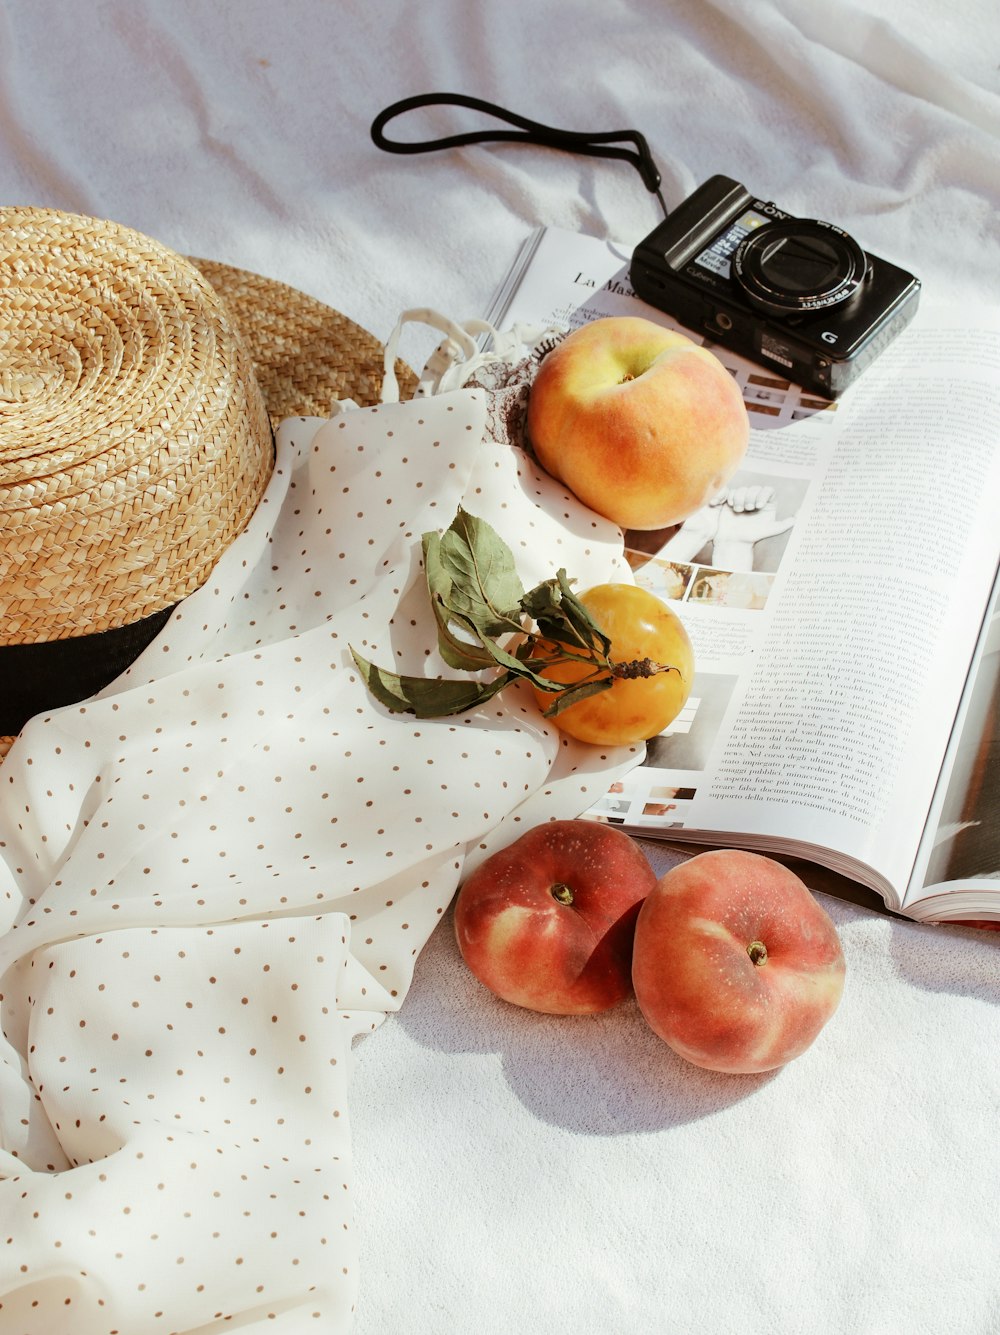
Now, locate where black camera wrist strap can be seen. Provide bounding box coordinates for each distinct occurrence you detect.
[370,92,668,219]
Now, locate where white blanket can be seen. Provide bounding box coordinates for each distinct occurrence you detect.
[2,2,999,1332]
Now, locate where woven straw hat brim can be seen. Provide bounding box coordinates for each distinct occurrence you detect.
[188,258,417,427]
[0,210,416,755]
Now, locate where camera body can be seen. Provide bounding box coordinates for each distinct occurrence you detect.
[630,175,921,398]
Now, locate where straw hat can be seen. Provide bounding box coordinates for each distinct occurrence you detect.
[0,207,416,754]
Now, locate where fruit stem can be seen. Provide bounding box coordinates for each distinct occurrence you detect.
[747,940,768,966]
[550,883,574,906]
[611,658,683,681]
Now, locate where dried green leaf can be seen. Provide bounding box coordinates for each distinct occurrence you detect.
[422,527,507,671]
[473,631,567,692]
[430,594,501,672]
[351,649,511,717]
[355,508,623,726]
[554,569,613,656]
[539,675,614,717]
[519,570,611,658]
[431,507,525,639]
[519,577,576,643]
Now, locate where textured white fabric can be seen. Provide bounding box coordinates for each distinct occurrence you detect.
[1,2,999,1333]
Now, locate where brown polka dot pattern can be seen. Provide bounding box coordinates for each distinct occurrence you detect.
[0,387,638,1331]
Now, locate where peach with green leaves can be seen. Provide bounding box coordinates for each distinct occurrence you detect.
[352,507,694,746]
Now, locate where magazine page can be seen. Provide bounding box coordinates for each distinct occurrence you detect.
[488,228,1000,910]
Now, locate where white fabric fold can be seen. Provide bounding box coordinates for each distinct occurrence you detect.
[0,388,637,1331]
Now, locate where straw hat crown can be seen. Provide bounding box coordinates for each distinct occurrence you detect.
[0,206,274,645]
[0,207,418,756]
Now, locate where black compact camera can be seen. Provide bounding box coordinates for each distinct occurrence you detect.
[631,175,921,398]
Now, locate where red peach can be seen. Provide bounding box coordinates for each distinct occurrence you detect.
[454,820,656,1015]
[632,849,845,1073]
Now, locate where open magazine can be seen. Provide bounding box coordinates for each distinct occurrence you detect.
[485,226,1000,925]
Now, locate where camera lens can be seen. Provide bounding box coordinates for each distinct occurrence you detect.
[733,218,868,316]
